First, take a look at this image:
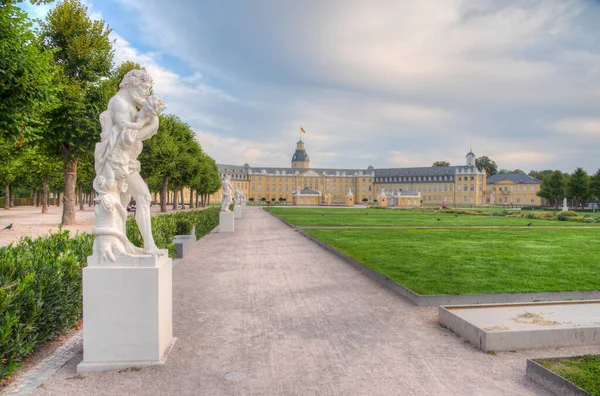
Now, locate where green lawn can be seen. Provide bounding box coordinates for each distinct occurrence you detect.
[268,207,600,227]
[304,228,600,295]
[538,355,600,396]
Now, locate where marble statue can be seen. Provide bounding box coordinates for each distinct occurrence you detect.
[379,188,386,198]
[347,188,353,197]
[92,70,165,262]
[233,188,243,207]
[221,176,233,211]
[562,197,569,212]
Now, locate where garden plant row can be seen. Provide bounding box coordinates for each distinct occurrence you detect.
[0,207,219,381]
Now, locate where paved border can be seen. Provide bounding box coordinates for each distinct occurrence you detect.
[0,332,82,396]
[265,208,600,306]
[526,357,592,396]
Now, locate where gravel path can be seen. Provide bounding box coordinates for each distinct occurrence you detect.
[31,207,600,395]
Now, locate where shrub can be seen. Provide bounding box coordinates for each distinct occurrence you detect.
[0,230,93,381]
[126,207,220,257]
[559,210,578,217]
[557,214,570,221]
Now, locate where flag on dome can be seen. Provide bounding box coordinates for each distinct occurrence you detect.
[300,127,306,133]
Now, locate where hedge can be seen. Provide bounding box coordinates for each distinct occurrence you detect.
[0,231,93,381]
[0,207,219,381]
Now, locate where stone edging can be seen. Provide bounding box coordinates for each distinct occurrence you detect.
[526,357,592,396]
[265,208,600,306]
[0,332,82,396]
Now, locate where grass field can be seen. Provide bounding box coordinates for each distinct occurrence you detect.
[304,228,600,295]
[268,207,600,227]
[538,355,600,396]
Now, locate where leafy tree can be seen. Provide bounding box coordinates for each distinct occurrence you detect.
[475,156,498,177]
[20,145,62,213]
[590,169,600,201]
[0,3,58,145]
[528,170,552,181]
[190,153,220,207]
[40,0,113,224]
[567,167,591,208]
[538,170,566,208]
[432,161,450,167]
[511,169,524,174]
[497,169,512,174]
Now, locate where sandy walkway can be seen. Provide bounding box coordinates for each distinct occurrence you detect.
[30,207,600,395]
[0,205,197,247]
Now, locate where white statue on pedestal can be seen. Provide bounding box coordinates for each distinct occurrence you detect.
[379,188,386,198]
[221,176,233,211]
[233,188,243,207]
[347,188,354,197]
[92,70,165,262]
[562,197,569,212]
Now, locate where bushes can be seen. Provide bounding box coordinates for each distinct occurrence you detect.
[126,207,220,257]
[0,231,93,381]
[0,207,220,381]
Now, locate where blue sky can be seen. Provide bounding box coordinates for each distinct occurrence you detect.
[22,0,600,173]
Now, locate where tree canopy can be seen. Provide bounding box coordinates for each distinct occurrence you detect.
[475,156,497,177]
[432,161,450,167]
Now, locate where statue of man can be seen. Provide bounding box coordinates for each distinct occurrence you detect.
[221,176,233,211]
[233,188,242,207]
[93,70,165,261]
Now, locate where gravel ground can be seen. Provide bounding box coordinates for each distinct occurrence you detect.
[30,207,600,396]
[0,205,196,247]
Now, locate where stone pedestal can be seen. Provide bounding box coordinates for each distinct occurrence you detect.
[219,211,235,232]
[378,197,388,207]
[77,252,175,373]
[174,234,195,258]
[345,196,354,206]
[234,205,243,219]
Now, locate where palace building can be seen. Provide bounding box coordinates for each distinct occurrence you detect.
[210,139,542,206]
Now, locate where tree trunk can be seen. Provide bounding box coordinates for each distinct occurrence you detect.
[160,176,168,213]
[89,192,94,207]
[4,183,9,210]
[42,175,49,214]
[172,186,179,211]
[207,195,210,206]
[9,188,14,207]
[79,184,84,210]
[62,157,78,225]
[195,190,199,208]
[57,191,61,207]
[180,189,185,209]
[33,189,38,207]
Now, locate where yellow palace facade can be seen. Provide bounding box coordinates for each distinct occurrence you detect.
[208,139,537,206]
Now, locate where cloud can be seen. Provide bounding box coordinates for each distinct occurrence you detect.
[553,118,600,136]
[30,0,600,173]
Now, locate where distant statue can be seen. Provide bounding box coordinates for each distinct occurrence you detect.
[233,188,243,207]
[221,176,233,211]
[562,197,569,212]
[93,70,166,262]
[347,188,353,197]
[379,188,386,198]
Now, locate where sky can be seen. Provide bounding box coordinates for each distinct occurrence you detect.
[22,0,600,173]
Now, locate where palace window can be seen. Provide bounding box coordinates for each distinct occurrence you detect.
[470,184,474,191]
[457,184,462,192]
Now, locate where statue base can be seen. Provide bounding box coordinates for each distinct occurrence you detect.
[234,205,243,219]
[77,251,175,373]
[219,211,235,232]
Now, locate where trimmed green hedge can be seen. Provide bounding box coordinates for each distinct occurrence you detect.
[0,207,219,381]
[0,231,93,380]
[126,207,220,257]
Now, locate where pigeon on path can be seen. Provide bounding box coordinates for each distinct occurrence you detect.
[3,223,13,231]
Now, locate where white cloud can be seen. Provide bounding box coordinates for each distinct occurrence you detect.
[553,118,600,136]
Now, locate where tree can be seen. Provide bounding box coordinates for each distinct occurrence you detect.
[432,161,450,167]
[0,3,58,145]
[590,169,600,202]
[20,145,62,213]
[528,170,552,181]
[497,169,512,174]
[511,169,524,174]
[475,156,498,177]
[40,0,113,224]
[567,167,591,208]
[538,170,566,208]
